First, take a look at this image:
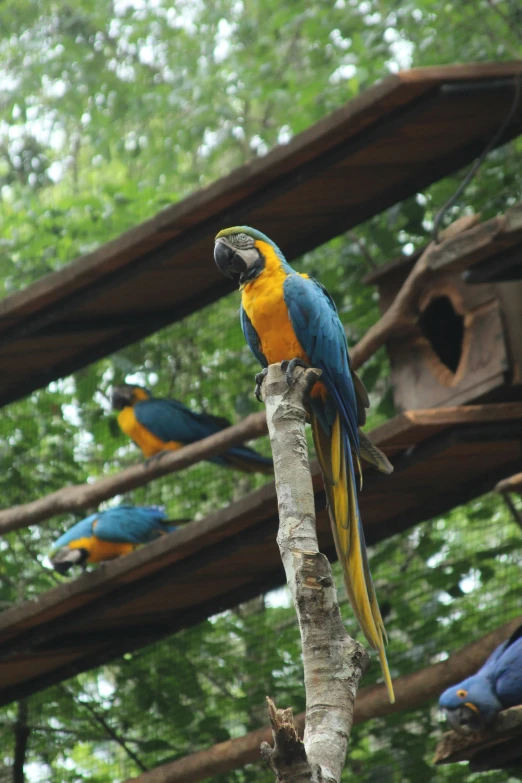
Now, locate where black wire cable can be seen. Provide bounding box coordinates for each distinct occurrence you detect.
[432,74,522,243]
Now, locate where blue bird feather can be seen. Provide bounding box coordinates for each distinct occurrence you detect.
[113,385,273,474]
[51,505,174,553]
[215,224,394,702]
[440,623,522,731]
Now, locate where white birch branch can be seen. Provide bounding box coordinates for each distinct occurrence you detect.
[259,363,369,783]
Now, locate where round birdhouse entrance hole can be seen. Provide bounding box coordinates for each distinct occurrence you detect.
[419,295,464,374]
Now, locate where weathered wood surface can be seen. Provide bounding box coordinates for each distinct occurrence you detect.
[434,705,522,771]
[123,617,522,783]
[0,63,521,407]
[0,403,520,708]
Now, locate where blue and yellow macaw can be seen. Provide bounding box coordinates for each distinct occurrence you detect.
[111,384,273,474]
[439,623,522,734]
[49,505,177,574]
[214,226,395,702]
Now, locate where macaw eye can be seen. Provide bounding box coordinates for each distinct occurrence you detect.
[236,232,249,242]
[457,689,468,699]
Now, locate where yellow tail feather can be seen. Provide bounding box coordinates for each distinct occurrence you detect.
[312,414,337,486]
[311,411,394,703]
[358,429,394,475]
[331,415,342,485]
[379,646,395,704]
[223,454,273,475]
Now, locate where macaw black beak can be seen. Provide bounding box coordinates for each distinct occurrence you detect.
[443,706,485,735]
[214,239,247,279]
[51,547,89,575]
[111,386,133,411]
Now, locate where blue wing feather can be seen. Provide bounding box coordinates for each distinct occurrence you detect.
[94,506,173,544]
[51,507,174,553]
[493,632,522,706]
[134,396,272,471]
[51,514,99,552]
[283,274,359,448]
[134,399,230,443]
[241,304,268,367]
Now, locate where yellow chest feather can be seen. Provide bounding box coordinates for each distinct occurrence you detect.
[241,243,309,365]
[117,407,182,458]
[69,536,135,564]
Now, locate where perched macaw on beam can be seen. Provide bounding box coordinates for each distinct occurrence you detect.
[111,384,273,474]
[439,623,522,734]
[50,505,177,574]
[214,226,395,702]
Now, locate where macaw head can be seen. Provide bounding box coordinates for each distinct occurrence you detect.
[111,384,152,411]
[439,675,502,734]
[214,226,285,284]
[50,546,89,575]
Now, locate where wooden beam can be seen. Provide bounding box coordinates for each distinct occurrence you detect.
[121,617,522,783]
[0,566,285,710]
[0,404,519,705]
[0,515,277,660]
[0,65,520,409]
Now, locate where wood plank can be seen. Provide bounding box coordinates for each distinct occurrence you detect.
[0,64,520,407]
[0,403,520,702]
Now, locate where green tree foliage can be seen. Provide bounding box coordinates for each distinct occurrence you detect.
[0,1,521,781]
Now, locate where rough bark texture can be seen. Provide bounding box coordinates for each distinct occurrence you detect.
[0,412,267,535]
[259,364,369,783]
[122,615,522,783]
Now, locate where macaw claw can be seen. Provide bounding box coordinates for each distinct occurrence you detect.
[254,368,269,402]
[280,358,311,386]
[144,450,169,468]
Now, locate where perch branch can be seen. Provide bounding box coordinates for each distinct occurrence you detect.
[121,615,522,783]
[0,412,267,535]
[259,363,369,783]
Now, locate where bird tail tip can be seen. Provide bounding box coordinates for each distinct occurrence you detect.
[379,646,395,704]
[225,451,273,474]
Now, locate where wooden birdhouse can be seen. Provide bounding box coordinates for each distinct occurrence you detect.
[365,211,522,412]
